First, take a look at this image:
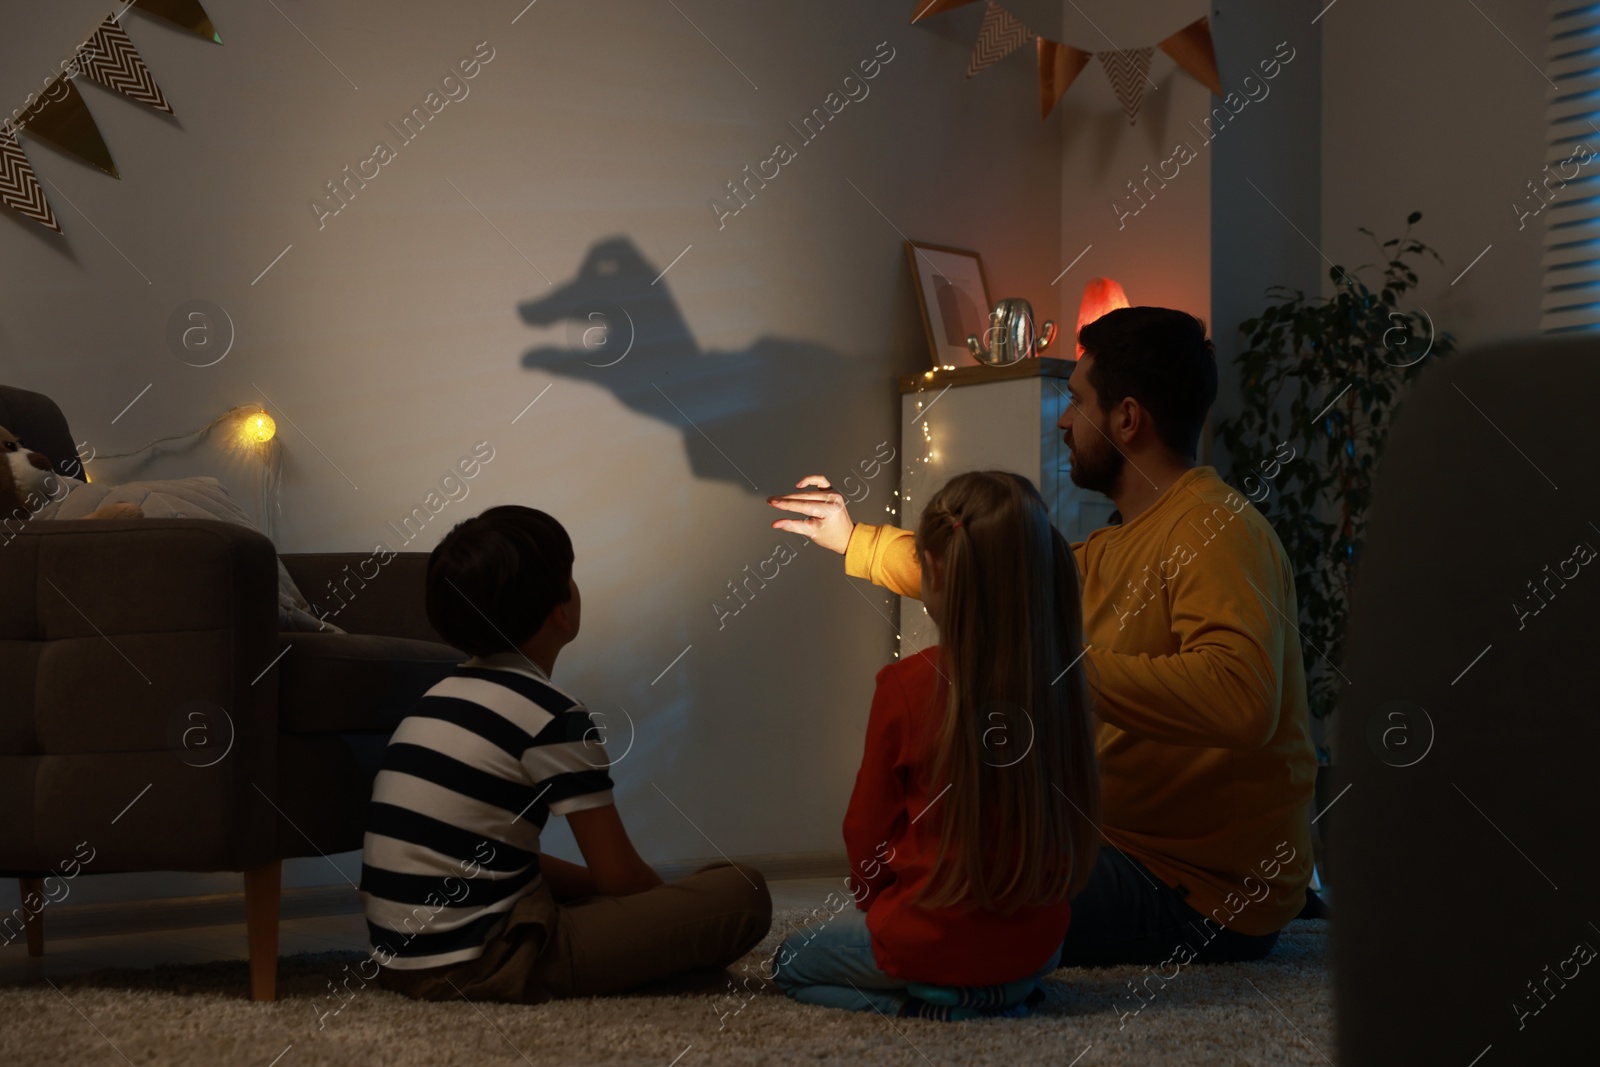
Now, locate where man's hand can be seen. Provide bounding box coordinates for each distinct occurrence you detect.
[767,475,854,555]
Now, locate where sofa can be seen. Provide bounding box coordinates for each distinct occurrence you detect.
[0,385,462,1000]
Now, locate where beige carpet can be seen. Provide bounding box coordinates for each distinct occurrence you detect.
[0,909,1333,1066]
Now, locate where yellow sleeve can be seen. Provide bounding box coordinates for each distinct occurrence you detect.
[1086,515,1288,750]
[844,523,922,599]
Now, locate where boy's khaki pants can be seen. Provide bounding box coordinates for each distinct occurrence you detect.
[378,863,771,1003]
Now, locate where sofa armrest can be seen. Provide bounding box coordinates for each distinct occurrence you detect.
[0,518,283,872]
[280,552,450,644]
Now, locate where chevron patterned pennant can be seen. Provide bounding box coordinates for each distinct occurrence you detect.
[967,1,1033,78]
[1097,47,1153,125]
[0,128,61,234]
[77,15,174,114]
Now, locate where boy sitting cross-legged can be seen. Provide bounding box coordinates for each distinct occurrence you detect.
[360,504,772,1002]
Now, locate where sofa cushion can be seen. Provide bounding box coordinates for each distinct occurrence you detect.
[35,476,339,634]
[277,632,461,734]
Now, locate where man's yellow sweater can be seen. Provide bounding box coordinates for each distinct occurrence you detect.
[844,466,1317,935]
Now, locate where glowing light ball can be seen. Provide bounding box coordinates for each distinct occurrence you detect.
[241,410,277,445]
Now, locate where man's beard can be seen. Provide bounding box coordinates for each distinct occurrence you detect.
[1067,432,1124,497]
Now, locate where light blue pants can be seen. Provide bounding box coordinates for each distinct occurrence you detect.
[771,905,1060,1015]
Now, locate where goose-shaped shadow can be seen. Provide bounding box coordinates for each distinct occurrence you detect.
[518,236,872,493]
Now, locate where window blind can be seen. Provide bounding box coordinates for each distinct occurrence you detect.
[1542,1,1600,332]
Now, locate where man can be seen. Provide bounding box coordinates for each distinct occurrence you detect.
[768,306,1316,965]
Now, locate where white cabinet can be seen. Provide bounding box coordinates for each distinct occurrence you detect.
[894,357,1116,653]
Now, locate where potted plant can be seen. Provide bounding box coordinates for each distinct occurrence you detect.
[1214,213,1458,886]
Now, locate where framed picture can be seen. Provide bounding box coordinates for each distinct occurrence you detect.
[905,240,992,369]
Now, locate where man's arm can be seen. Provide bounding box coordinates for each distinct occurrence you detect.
[845,524,922,599]
[1087,517,1287,750]
[768,475,923,598]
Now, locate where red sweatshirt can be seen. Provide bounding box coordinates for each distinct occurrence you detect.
[843,647,1072,986]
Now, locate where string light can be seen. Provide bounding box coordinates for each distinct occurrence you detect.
[241,410,277,445]
[90,404,284,540]
[894,367,953,657]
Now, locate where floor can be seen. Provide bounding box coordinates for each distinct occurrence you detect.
[0,878,843,985]
[0,896,1334,1067]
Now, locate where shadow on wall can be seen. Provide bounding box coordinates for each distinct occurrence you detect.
[518,236,877,493]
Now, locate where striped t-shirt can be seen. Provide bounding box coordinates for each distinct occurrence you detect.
[358,652,614,970]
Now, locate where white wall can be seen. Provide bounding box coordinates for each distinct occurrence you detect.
[1208,0,1324,442]
[0,0,1062,904]
[1321,0,1546,346]
[1050,1,1214,355]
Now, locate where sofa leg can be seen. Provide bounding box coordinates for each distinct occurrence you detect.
[244,862,281,1002]
[18,878,44,957]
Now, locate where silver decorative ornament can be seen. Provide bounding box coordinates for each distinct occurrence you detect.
[966,297,1058,366]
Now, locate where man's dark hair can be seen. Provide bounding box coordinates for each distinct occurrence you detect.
[426,505,573,655]
[1077,306,1218,459]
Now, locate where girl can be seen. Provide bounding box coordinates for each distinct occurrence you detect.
[773,470,1100,1019]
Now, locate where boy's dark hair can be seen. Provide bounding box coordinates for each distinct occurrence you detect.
[1077,306,1218,459]
[426,505,573,655]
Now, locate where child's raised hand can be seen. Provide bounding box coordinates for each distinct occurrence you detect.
[767,475,855,555]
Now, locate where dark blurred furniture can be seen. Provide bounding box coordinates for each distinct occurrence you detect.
[1333,337,1598,1063]
[0,385,461,1000]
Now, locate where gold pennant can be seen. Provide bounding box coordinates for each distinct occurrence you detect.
[133,0,222,44]
[14,76,119,179]
[909,0,981,23]
[1158,17,1222,97]
[1037,38,1091,120]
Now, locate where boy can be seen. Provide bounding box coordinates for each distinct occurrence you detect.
[360,505,771,1002]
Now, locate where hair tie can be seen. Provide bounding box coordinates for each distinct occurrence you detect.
[950,520,964,530]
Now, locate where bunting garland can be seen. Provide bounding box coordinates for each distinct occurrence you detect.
[1097,47,1154,125]
[1037,39,1091,121]
[1158,17,1222,97]
[134,0,224,44]
[966,2,1034,78]
[917,4,1222,125]
[0,0,218,235]
[12,78,120,178]
[910,0,981,22]
[78,16,175,115]
[0,129,61,233]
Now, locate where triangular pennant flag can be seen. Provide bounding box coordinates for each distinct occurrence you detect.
[910,0,981,22]
[14,76,119,178]
[0,128,62,233]
[133,0,222,44]
[967,1,1033,78]
[77,15,175,115]
[1037,38,1092,119]
[1097,48,1153,124]
[1158,17,1222,97]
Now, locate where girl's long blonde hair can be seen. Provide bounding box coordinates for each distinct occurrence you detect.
[912,470,1100,913]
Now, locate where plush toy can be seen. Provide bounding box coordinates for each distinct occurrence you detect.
[0,425,141,523]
